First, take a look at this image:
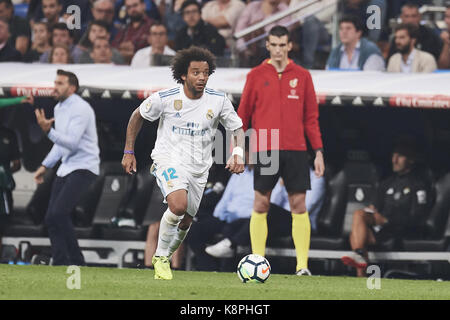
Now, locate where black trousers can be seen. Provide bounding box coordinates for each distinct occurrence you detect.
[45,169,96,266]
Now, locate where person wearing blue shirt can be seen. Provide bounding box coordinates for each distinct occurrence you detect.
[32,69,100,266]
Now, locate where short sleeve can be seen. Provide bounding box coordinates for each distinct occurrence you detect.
[139,92,164,122]
[219,95,243,131]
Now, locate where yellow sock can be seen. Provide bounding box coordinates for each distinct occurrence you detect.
[249,211,268,256]
[292,211,311,271]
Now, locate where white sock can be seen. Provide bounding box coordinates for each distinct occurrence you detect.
[155,208,183,257]
[168,225,190,258]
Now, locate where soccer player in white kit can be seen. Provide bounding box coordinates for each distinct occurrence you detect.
[122,46,245,280]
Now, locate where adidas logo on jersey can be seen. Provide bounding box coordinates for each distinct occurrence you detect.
[174,112,181,118]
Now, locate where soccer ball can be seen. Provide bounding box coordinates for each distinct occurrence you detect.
[237,254,271,283]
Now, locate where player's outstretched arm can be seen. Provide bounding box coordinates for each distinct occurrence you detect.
[122,107,144,174]
[225,127,245,174]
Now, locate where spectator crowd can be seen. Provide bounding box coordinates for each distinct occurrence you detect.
[0,0,449,70]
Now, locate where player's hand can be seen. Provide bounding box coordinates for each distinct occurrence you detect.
[314,151,325,177]
[122,153,137,175]
[440,30,450,45]
[22,95,34,105]
[225,155,244,174]
[34,165,46,184]
[34,108,54,133]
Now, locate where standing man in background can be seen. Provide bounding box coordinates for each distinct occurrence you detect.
[32,70,100,266]
[238,25,325,276]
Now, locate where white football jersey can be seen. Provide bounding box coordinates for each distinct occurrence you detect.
[139,85,243,175]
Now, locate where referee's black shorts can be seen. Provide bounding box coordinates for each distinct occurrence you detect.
[253,150,311,193]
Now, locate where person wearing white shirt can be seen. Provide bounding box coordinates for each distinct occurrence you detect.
[387,23,437,73]
[122,46,244,280]
[131,23,176,67]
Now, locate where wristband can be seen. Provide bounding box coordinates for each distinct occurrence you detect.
[232,146,244,158]
[124,150,134,155]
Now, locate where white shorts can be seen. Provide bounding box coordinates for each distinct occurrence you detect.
[150,161,208,217]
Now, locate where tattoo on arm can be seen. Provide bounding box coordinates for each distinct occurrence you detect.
[124,107,144,151]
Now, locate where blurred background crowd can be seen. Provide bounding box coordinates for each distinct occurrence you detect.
[0,0,449,70]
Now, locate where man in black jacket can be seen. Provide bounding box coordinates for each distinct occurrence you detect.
[174,0,225,57]
[342,139,431,277]
[0,17,21,62]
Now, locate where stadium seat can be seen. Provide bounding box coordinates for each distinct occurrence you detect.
[72,172,106,239]
[117,167,156,226]
[141,180,167,227]
[100,168,156,241]
[402,172,450,251]
[315,150,380,250]
[2,166,59,237]
[77,162,134,239]
[72,174,104,228]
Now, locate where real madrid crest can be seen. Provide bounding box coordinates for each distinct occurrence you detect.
[289,78,298,88]
[174,100,183,111]
[206,109,214,120]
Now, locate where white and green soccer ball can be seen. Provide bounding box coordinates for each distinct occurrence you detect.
[237,254,271,283]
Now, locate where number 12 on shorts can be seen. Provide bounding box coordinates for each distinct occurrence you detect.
[161,168,178,181]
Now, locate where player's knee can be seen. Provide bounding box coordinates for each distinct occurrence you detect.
[254,200,270,213]
[290,199,306,213]
[289,193,306,213]
[168,202,187,216]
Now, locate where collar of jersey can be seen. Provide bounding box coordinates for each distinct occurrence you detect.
[180,85,205,104]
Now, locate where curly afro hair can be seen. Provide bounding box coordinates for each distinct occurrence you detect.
[171,46,217,84]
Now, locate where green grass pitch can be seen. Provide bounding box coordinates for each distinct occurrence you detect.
[0,264,449,300]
